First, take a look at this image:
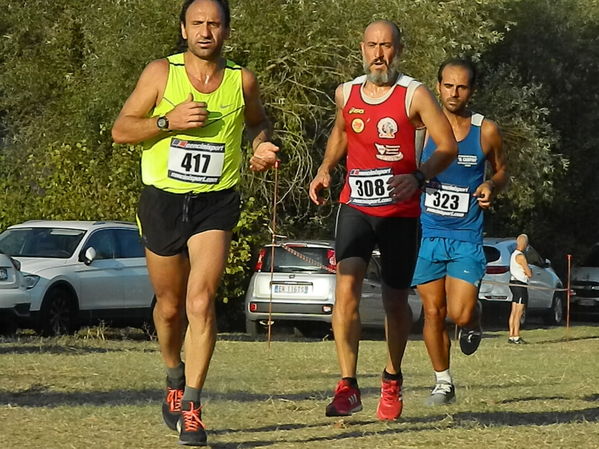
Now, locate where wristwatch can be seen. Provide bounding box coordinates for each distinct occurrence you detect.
[411,169,426,189]
[156,115,170,131]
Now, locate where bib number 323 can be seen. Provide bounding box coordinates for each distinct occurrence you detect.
[168,138,225,184]
[424,183,470,217]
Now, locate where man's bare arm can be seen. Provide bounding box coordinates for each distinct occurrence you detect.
[112,59,210,144]
[516,253,533,278]
[309,85,348,205]
[242,69,278,172]
[473,119,508,207]
[388,85,457,201]
[413,85,457,179]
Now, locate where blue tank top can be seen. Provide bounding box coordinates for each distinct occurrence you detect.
[420,113,486,243]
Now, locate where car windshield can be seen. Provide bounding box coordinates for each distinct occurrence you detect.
[0,227,86,258]
[583,245,599,267]
[262,246,333,273]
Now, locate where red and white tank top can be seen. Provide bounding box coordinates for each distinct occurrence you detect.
[339,74,424,217]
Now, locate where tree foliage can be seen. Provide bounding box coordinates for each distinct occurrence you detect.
[1,0,590,302]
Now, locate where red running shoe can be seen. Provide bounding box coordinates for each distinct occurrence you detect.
[376,378,403,420]
[325,379,363,416]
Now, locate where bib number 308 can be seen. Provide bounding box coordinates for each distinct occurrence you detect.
[348,168,393,206]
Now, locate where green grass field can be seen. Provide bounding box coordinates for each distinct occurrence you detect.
[1,323,598,449]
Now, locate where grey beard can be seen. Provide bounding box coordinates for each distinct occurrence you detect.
[363,59,401,85]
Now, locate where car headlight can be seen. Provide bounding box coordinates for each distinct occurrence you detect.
[0,268,7,281]
[23,274,40,289]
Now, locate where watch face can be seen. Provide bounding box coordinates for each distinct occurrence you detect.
[157,116,168,130]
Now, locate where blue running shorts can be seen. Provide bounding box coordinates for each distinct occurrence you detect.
[411,237,486,287]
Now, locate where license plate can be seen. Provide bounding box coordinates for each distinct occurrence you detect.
[577,298,597,307]
[272,284,310,294]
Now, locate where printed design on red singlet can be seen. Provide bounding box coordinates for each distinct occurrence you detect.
[374,143,403,162]
[377,117,398,139]
[351,118,365,133]
[348,107,365,114]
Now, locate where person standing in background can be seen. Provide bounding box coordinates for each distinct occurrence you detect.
[508,234,532,344]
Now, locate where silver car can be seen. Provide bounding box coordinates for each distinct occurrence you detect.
[244,240,423,337]
[570,243,599,317]
[0,220,155,336]
[0,253,30,335]
[478,237,564,325]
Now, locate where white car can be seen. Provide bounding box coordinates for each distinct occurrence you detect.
[478,237,564,325]
[244,240,423,337]
[0,220,155,336]
[0,253,30,335]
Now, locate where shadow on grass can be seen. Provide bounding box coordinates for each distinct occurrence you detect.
[0,345,128,355]
[535,334,599,344]
[206,407,599,448]
[0,381,555,409]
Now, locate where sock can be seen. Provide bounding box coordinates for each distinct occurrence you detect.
[382,369,403,382]
[182,386,201,403]
[509,336,518,341]
[342,377,358,388]
[166,362,185,384]
[434,369,452,385]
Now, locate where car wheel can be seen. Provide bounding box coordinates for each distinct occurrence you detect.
[0,317,18,336]
[246,317,260,338]
[295,322,332,339]
[544,292,564,325]
[39,288,79,337]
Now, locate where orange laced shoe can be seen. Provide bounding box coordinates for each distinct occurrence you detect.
[162,379,184,431]
[178,400,207,446]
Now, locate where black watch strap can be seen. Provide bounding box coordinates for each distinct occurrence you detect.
[156,115,170,131]
[412,169,426,189]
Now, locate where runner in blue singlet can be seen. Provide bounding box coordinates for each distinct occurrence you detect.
[411,59,507,406]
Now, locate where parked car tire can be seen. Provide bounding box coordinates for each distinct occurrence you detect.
[39,287,79,336]
[295,322,332,339]
[0,317,18,336]
[543,292,564,325]
[245,317,260,338]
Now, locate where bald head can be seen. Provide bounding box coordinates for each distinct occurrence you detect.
[364,20,402,47]
[516,234,529,250]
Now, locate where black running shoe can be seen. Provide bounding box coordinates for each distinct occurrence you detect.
[459,302,483,355]
[459,327,482,355]
[178,400,207,446]
[162,377,184,431]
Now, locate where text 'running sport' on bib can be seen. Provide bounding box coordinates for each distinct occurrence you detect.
[167,138,225,184]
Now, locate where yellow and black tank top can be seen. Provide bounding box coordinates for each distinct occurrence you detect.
[142,53,245,193]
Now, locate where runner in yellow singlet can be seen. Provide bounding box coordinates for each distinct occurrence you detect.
[112,1,278,445]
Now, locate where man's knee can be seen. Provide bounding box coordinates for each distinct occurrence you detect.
[447,301,477,327]
[423,303,447,325]
[154,295,184,323]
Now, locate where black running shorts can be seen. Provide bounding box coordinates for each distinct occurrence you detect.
[334,203,418,289]
[137,185,241,256]
[510,280,528,305]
